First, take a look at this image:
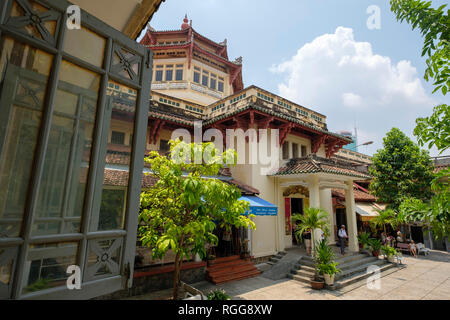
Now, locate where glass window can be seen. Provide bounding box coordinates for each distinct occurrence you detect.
[193,71,200,83]
[175,69,183,81]
[210,78,216,90]
[33,60,100,236]
[301,145,307,157]
[23,242,78,294]
[165,69,173,81]
[155,70,163,82]
[202,71,209,87]
[292,143,299,158]
[0,37,53,237]
[282,142,289,160]
[92,81,136,231]
[218,81,224,92]
[64,27,105,68]
[111,131,125,145]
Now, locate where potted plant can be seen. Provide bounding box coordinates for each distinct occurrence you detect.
[368,238,382,257]
[357,232,371,253]
[381,245,399,263]
[310,239,334,289]
[317,262,341,286]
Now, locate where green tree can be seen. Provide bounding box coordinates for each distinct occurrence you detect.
[369,128,434,210]
[139,140,255,299]
[390,1,450,238]
[399,169,450,239]
[291,207,329,256]
[370,209,400,234]
[390,0,449,153]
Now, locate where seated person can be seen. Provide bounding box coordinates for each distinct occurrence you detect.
[396,231,403,244]
[409,240,418,258]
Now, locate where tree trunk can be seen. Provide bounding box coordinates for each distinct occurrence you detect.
[172,234,185,300]
[172,252,181,300]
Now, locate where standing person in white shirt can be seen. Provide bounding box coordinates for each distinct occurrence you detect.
[338,225,348,255]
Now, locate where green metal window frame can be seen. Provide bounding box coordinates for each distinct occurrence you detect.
[0,0,152,299]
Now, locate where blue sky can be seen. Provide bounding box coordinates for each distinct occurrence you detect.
[144,0,449,157]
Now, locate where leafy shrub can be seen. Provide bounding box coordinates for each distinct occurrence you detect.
[317,262,341,276]
[207,289,231,300]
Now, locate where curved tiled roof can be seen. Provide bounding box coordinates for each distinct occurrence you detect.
[332,188,376,202]
[271,155,371,179]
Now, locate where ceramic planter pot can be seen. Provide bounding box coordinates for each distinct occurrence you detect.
[323,274,335,285]
[310,279,325,290]
[372,250,380,257]
[387,255,396,263]
[207,259,216,267]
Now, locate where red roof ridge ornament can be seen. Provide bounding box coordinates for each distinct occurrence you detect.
[181,14,190,29]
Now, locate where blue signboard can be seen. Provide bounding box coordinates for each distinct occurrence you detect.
[239,196,278,216]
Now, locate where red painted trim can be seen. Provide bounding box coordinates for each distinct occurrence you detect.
[193,44,239,69]
[133,261,207,278]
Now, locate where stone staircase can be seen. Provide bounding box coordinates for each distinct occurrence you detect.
[206,255,260,284]
[288,252,399,290]
[267,251,287,266]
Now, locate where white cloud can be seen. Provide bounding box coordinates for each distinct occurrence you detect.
[271,27,437,156]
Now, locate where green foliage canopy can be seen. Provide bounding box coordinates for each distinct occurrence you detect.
[139,140,255,299]
[369,128,434,210]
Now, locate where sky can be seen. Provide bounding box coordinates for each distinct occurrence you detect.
[142,0,449,157]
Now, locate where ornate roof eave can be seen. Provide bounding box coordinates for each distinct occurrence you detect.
[204,103,350,143]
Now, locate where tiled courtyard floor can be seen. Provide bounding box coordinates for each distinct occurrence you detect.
[127,250,450,300]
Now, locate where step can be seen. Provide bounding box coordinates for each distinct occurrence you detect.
[333,264,403,293]
[335,253,369,264]
[208,263,257,277]
[299,258,315,268]
[333,263,398,290]
[290,269,315,278]
[338,256,380,271]
[288,273,311,284]
[214,255,241,264]
[269,257,280,263]
[336,259,387,280]
[209,269,261,284]
[207,259,249,271]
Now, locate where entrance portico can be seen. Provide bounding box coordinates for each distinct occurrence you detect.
[271,155,371,253]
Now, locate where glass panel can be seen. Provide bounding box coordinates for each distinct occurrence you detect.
[0,249,14,286]
[64,27,106,68]
[22,242,78,294]
[92,81,136,231]
[9,0,58,44]
[33,61,100,236]
[86,238,122,279]
[0,36,53,237]
[111,47,140,81]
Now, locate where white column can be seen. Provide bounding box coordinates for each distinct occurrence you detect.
[320,188,335,244]
[308,175,321,252]
[308,175,320,208]
[276,181,286,252]
[344,180,359,252]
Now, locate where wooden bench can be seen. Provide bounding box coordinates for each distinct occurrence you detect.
[396,243,411,254]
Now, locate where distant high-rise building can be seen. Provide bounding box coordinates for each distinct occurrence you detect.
[339,130,357,152]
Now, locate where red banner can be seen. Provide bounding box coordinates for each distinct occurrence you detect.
[285,198,291,235]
